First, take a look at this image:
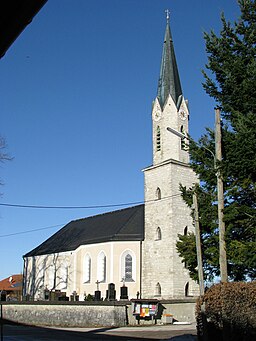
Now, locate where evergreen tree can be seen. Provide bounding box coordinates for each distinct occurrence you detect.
[177,0,256,282]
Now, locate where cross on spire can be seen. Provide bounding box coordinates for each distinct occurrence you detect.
[157,9,182,108]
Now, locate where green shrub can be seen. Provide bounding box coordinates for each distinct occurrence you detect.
[84,293,94,301]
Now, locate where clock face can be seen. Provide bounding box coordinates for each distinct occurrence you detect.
[154,110,161,121]
[179,109,187,121]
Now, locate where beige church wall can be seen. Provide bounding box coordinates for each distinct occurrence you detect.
[23,241,141,301]
[74,240,141,300]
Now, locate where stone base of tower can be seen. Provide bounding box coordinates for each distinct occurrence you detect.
[141,278,199,300]
[141,241,200,299]
[142,159,200,300]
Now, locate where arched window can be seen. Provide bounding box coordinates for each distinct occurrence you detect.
[185,282,189,297]
[155,282,161,296]
[156,187,161,200]
[97,251,106,283]
[125,254,133,282]
[184,226,188,236]
[156,126,161,151]
[183,226,188,268]
[155,227,162,240]
[121,250,135,282]
[83,254,91,283]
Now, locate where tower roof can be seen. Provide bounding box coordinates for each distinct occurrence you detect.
[157,15,182,108]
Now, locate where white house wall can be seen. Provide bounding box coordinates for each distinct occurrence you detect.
[23,252,73,300]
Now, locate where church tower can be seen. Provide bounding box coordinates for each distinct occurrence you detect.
[142,12,199,299]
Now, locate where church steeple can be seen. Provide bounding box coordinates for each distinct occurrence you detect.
[157,11,182,108]
[151,11,189,165]
[142,12,198,300]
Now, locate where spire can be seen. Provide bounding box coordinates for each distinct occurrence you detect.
[157,11,182,108]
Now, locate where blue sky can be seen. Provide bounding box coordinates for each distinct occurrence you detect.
[0,0,240,279]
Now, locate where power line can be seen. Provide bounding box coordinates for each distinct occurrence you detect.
[0,194,182,238]
[0,201,143,209]
[0,224,64,238]
[0,194,181,210]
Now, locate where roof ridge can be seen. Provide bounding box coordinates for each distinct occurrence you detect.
[70,204,144,224]
[24,204,145,257]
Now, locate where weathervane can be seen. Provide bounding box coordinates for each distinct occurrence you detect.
[165,9,170,23]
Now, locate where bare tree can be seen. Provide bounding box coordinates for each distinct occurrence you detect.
[0,136,12,186]
[24,253,72,300]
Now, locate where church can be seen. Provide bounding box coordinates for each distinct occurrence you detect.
[23,15,199,301]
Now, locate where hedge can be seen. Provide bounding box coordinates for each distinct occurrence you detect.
[196,281,256,341]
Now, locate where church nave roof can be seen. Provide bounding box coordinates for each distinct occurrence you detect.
[24,204,144,257]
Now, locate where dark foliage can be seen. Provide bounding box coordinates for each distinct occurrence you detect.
[177,0,256,282]
[196,282,256,341]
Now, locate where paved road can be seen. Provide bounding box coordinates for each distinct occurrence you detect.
[1,322,197,340]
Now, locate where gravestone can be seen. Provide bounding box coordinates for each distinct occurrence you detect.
[94,290,101,301]
[94,280,101,301]
[44,288,50,300]
[70,291,79,301]
[120,285,128,300]
[106,283,116,301]
[0,290,6,301]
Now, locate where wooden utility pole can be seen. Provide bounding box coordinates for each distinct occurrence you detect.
[193,192,204,296]
[215,107,228,282]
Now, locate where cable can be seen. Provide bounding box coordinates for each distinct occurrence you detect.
[0,224,64,238]
[0,201,143,209]
[0,194,182,238]
[0,194,181,210]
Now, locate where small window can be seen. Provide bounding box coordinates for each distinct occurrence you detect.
[185,282,189,297]
[155,227,162,240]
[184,226,188,236]
[155,282,161,296]
[180,126,185,150]
[156,126,161,151]
[156,187,161,200]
